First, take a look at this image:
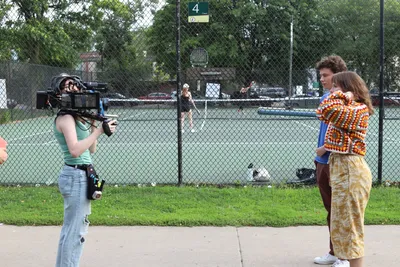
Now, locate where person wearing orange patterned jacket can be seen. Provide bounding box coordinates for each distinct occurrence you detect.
[316,71,374,267]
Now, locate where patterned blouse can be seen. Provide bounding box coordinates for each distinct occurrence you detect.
[316,91,370,156]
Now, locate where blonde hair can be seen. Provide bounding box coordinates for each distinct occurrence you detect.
[332,71,374,115]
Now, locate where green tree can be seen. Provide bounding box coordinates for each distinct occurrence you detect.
[2,0,94,67]
[0,0,158,69]
[153,62,171,83]
[382,0,400,91]
[147,0,332,90]
[93,0,158,92]
[318,0,400,91]
[0,1,13,61]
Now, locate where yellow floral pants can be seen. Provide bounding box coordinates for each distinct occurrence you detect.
[328,153,372,260]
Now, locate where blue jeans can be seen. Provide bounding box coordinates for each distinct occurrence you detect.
[56,166,91,267]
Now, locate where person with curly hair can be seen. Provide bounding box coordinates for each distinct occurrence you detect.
[314,55,349,266]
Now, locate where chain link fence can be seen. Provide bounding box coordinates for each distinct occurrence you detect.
[0,0,400,186]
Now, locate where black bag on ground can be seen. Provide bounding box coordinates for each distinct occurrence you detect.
[86,165,105,200]
[287,168,316,185]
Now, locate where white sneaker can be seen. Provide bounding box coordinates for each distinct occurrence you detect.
[314,253,338,265]
[332,260,350,267]
[181,129,184,133]
[190,128,196,133]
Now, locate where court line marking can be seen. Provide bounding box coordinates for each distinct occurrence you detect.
[200,101,208,131]
[6,130,52,141]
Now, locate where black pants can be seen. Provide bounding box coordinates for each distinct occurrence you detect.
[315,161,334,256]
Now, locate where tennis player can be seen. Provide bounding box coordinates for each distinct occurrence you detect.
[181,83,197,133]
[237,81,255,113]
[54,75,117,267]
[237,86,249,113]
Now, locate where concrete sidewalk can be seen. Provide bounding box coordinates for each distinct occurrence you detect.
[0,225,398,267]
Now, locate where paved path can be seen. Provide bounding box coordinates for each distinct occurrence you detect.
[0,225,398,267]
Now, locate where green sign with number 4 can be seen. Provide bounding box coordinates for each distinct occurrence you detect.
[188,2,209,16]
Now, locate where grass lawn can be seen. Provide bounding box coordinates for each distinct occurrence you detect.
[0,185,399,226]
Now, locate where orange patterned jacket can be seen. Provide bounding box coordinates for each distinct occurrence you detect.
[316,91,370,156]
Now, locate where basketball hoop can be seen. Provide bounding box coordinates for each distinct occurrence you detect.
[190,48,208,68]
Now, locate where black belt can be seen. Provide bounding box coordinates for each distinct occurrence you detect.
[65,164,89,171]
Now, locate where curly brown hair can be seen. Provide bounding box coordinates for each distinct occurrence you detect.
[316,55,348,74]
[332,71,374,115]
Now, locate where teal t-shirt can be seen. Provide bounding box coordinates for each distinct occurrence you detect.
[54,119,92,165]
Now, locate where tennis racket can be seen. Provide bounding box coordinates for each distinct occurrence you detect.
[192,101,200,115]
[240,80,255,93]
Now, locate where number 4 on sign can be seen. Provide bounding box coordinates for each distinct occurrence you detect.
[192,3,199,13]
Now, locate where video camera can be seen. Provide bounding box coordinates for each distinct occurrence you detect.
[36,73,108,112]
[36,73,116,136]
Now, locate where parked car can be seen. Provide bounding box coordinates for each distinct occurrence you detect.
[138,92,172,104]
[102,93,139,107]
[370,94,400,106]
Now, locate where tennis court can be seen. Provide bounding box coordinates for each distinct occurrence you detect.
[1,102,399,185]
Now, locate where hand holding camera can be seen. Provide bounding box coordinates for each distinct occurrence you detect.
[102,119,118,137]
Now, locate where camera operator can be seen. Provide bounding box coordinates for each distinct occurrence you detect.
[54,75,117,267]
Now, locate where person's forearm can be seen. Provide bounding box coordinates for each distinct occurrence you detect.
[89,124,98,153]
[89,139,97,154]
[69,130,102,158]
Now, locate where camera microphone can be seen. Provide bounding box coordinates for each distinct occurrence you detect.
[104,114,119,118]
[83,82,107,92]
